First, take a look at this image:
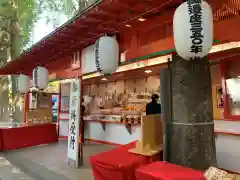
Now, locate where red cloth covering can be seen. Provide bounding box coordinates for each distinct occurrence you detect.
[1,124,58,151]
[90,142,160,180]
[136,162,205,180]
[0,128,2,151]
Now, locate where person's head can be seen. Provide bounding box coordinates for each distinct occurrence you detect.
[151,94,159,102]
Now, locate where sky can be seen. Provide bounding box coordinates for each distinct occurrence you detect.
[30,0,80,45]
[32,18,54,43]
[32,12,68,44]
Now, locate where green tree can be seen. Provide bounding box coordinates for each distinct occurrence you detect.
[16,0,38,49]
[0,0,38,121]
[0,0,91,122]
[37,0,92,28]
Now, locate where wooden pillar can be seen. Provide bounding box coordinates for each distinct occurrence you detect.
[160,67,172,162]
[24,91,30,124]
[169,55,217,170]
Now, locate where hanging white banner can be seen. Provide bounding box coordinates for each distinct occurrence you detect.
[67,79,81,168]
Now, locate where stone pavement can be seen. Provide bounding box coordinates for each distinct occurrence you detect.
[0,156,34,180]
[0,141,113,180]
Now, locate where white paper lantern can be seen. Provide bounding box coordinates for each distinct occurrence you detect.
[173,0,213,60]
[33,66,49,90]
[17,74,30,94]
[95,36,119,75]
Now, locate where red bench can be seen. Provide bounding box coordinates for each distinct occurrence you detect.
[1,124,58,151]
[136,162,205,180]
[0,128,2,151]
[90,142,162,180]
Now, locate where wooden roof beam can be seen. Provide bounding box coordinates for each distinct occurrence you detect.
[87,31,100,36]
[90,7,123,19]
[129,1,156,10]
[80,16,104,23]
[68,23,89,29]
[53,28,87,40]
[87,14,123,25]
[214,16,240,41]
[82,15,120,26]
[96,5,138,20]
[114,1,142,12]
[97,26,119,34]
[86,14,123,26]
[120,9,174,32]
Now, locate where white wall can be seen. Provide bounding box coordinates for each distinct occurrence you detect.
[59,120,69,137]
[81,44,97,74]
[214,120,240,173]
[214,120,240,133]
[85,122,140,145]
[216,134,240,173]
[59,113,69,137]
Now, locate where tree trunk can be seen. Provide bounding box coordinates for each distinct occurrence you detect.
[11,22,22,122]
[78,0,86,12]
[169,55,217,170]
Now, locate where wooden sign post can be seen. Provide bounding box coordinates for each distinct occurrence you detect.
[67,79,83,168]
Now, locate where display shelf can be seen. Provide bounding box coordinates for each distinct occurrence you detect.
[83,119,139,134]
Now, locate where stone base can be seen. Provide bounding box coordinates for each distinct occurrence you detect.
[169,123,217,170]
[169,55,217,170]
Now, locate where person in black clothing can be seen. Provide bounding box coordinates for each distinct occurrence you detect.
[146,94,161,115]
[81,98,85,144]
[217,87,223,108]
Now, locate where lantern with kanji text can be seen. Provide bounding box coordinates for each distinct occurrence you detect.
[32,66,49,90]
[173,0,213,60]
[17,74,30,94]
[95,36,119,75]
